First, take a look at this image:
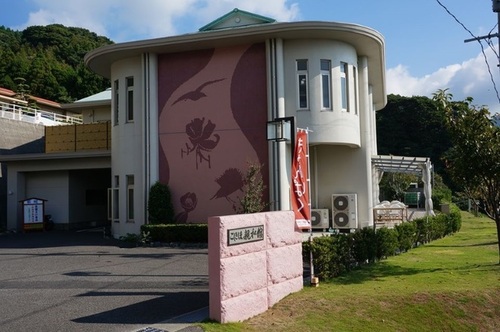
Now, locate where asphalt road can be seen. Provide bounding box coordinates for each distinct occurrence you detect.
[0,229,209,332]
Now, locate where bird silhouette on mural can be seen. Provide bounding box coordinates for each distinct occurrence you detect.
[171,78,226,105]
[211,168,244,203]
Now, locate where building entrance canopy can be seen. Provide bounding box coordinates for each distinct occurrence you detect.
[372,155,435,216]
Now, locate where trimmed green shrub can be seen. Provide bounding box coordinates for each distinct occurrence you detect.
[148,181,175,224]
[141,223,208,243]
[352,227,377,264]
[376,227,399,260]
[395,221,417,252]
[303,208,462,281]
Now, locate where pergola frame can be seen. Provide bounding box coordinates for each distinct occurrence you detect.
[372,155,435,216]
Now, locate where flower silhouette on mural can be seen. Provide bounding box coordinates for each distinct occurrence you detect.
[182,117,220,169]
[211,168,244,204]
[175,192,197,223]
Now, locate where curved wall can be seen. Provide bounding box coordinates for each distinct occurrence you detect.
[283,39,360,147]
[110,56,144,235]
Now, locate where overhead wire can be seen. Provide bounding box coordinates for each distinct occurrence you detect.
[435,0,500,105]
[486,23,500,61]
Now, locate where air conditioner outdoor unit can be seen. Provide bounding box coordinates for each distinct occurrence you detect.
[311,209,329,230]
[331,194,358,229]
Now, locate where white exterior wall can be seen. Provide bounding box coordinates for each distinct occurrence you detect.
[80,105,111,124]
[283,40,360,147]
[110,56,145,236]
[25,171,69,225]
[280,41,376,228]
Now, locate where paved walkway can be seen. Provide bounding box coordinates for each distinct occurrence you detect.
[0,229,208,332]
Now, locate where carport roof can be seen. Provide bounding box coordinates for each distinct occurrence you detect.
[372,155,430,175]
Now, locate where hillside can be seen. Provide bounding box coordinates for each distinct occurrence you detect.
[0,24,113,103]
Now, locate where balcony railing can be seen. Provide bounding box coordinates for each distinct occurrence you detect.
[0,100,83,125]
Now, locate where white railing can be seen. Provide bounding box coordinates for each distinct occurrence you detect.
[0,100,82,126]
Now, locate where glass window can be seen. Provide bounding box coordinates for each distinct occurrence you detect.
[340,62,349,112]
[296,59,308,109]
[126,77,134,122]
[113,175,119,222]
[320,60,331,110]
[114,79,119,125]
[126,175,134,222]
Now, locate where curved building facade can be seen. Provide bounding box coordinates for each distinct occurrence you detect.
[85,9,386,237]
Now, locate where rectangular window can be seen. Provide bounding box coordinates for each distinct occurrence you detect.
[320,59,331,110]
[126,77,134,122]
[107,188,112,221]
[296,59,308,109]
[113,175,119,222]
[126,175,134,222]
[340,62,349,112]
[114,79,119,125]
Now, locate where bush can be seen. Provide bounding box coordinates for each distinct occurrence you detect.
[376,227,399,259]
[303,208,462,281]
[141,223,208,243]
[394,221,417,252]
[148,182,175,224]
[352,228,377,264]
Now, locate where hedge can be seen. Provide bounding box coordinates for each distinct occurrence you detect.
[303,206,462,280]
[141,223,208,243]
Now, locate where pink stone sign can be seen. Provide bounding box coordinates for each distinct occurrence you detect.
[208,211,303,323]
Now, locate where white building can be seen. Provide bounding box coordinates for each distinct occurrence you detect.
[83,9,386,237]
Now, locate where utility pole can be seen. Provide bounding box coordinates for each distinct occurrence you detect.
[464,0,500,66]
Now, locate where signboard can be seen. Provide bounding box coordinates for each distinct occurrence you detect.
[227,225,264,246]
[21,198,46,231]
[291,129,311,229]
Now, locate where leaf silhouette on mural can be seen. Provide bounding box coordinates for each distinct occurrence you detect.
[181,117,220,169]
[211,168,244,203]
[171,78,226,105]
[175,192,197,223]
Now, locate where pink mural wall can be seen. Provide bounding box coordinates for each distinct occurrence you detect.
[157,43,269,223]
[208,211,303,323]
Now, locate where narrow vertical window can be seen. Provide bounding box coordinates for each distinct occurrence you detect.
[114,79,119,125]
[126,175,134,221]
[126,77,134,122]
[296,59,308,109]
[340,62,349,112]
[353,66,358,115]
[320,59,331,110]
[113,175,119,222]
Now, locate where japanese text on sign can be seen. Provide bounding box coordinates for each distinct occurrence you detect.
[227,225,264,246]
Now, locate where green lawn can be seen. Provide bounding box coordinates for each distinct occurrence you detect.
[200,212,500,331]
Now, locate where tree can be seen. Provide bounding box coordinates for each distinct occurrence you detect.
[377,94,452,177]
[433,89,500,263]
[0,24,112,102]
[147,182,175,224]
[379,172,418,202]
[234,162,267,214]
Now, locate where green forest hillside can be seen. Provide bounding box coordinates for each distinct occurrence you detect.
[0,24,113,103]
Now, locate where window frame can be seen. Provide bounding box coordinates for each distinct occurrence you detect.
[126,175,134,222]
[113,79,119,125]
[340,62,349,112]
[296,59,309,110]
[320,59,332,110]
[126,76,134,122]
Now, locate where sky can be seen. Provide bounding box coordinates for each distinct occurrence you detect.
[1,0,499,114]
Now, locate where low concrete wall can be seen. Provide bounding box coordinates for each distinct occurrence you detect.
[208,211,303,323]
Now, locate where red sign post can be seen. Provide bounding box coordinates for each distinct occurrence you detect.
[290,129,311,229]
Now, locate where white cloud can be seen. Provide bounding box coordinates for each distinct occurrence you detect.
[23,0,299,42]
[387,44,500,114]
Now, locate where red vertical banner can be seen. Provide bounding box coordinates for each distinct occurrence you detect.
[291,129,311,229]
